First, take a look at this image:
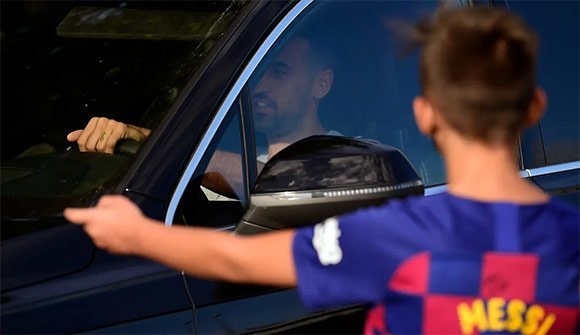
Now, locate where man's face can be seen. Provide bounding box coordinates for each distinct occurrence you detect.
[251,38,316,138]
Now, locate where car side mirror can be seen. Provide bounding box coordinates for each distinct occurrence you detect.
[235,135,424,235]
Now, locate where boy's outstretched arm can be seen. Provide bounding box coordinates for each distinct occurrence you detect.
[64,195,297,287]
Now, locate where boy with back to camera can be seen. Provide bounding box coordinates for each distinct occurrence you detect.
[65,7,579,334]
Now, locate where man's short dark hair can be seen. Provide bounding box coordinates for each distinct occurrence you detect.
[291,23,336,73]
[415,7,539,142]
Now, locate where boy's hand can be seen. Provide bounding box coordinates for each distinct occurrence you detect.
[64,195,152,255]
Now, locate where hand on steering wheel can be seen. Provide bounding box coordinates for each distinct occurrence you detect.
[67,117,151,154]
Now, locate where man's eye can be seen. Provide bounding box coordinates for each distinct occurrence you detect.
[272,67,288,78]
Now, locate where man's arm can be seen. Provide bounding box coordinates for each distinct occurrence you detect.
[64,195,297,286]
[204,150,245,197]
[67,118,266,197]
[201,150,266,198]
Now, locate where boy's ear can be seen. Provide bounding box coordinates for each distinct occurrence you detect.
[524,88,547,127]
[312,69,334,99]
[413,96,437,136]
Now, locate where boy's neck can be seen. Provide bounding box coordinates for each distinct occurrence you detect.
[443,134,548,204]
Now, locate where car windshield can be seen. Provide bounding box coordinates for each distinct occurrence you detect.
[1,1,247,227]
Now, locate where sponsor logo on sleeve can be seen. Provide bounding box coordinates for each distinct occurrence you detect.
[312,217,342,266]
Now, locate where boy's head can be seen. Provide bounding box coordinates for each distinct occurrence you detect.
[412,7,546,145]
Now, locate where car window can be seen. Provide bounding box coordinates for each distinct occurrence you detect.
[1,1,247,234]
[175,104,247,228]
[507,1,579,167]
[244,0,445,187]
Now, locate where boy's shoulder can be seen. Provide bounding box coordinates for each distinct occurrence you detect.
[541,197,580,230]
[546,196,580,215]
[373,192,578,225]
[341,192,578,230]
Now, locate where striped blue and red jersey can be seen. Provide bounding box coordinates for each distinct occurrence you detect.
[292,192,579,334]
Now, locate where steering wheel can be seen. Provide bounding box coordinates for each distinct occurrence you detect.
[115,139,142,156]
[61,138,142,156]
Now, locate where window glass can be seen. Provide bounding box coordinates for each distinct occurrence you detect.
[0,1,246,232]
[508,1,580,165]
[246,1,445,186]
[176,106,246,228]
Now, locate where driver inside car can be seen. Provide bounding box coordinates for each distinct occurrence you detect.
[66,32,337,197]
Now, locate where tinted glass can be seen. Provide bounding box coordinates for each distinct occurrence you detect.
[508,1,580,166]
[176,106,246,228]
[246,1,444,186]
[1,1,246,228]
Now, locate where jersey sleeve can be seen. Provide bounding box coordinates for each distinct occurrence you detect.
[292,199,430,310]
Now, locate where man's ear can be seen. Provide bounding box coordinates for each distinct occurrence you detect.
[524,88,547,127]
[413,96,437,136]
[312,69,334,99]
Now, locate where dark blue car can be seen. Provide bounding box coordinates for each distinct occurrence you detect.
[1,0,578,333]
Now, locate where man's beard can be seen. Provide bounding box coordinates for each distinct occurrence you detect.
[252,92,310,140]
[255,112,301,140]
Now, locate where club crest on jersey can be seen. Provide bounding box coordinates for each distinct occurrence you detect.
[312,217,342,265]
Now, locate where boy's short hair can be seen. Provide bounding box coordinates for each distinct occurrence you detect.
[416,7,539,142]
